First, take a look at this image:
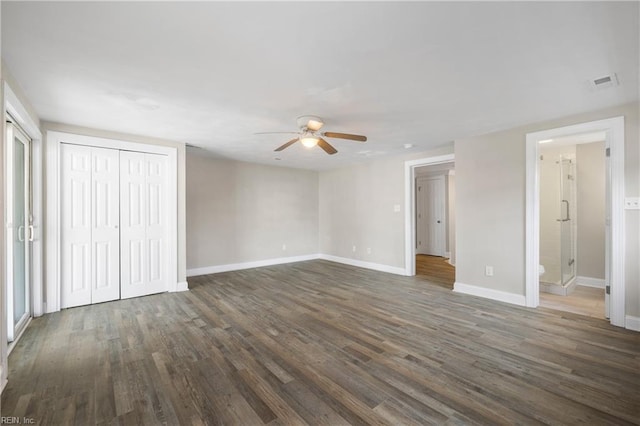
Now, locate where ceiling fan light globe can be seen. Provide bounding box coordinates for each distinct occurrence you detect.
[300,136,319,148]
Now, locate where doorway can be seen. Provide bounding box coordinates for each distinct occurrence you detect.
[525,117,625,327]
[537,133,607,319]
[413,163,455,287]
[404,154,455,282]
[5,120,31,342]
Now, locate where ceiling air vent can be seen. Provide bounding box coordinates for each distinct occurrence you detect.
[589,73,619,90]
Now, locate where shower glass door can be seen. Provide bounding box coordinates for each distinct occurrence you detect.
[559,159,575,286]
[6,121,31,342]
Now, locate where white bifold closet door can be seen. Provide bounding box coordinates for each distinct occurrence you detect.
[61,144,120,308]
[120,151,168,299]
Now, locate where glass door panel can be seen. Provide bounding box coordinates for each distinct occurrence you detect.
[6,121,31,342]
[560,159,575,286]
[13,139,27,324]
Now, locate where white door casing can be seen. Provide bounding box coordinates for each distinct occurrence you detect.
[416,176,446,256]
[404,155,455,276]
[525,117,625,328]
[120,151,168,299]
[61,144,120,308]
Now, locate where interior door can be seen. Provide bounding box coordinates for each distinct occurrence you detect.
[120,151,168,299]
[6,122,31,341]
[61,144,120,308]
[416,176,446,256]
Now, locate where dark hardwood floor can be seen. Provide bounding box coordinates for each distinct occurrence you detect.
[2,260,639,425]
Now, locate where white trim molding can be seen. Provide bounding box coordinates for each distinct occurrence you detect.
[525,116,625,327]
[576,276,606,289]
[453,282,527,306]
[173,281,189,292]
[45,131,179,313]
[187,254,320,277]
[404,154,455,276]
[319,254,406,276]
[625,316,640,332]
[186,254,407,278]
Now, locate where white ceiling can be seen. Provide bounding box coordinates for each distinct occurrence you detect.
[2,2,638,170]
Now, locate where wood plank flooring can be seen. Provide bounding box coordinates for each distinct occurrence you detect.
[415,255,455,288]
[2,260,639,425]
[540,286,606,319]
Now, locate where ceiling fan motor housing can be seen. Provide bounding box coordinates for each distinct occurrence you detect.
[297,115,324,131]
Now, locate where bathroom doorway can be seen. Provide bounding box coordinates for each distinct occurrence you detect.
[526,116,626,327]
[537,133,607,318]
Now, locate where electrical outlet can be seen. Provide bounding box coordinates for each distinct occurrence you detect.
[282,244,286,251]
[625,197,640,210]
[366,247,371,254]
[485,266,494,277]
[352,245,357,252]
[393,204,401,213]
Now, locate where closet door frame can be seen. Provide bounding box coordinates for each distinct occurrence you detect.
[45,131,178,313]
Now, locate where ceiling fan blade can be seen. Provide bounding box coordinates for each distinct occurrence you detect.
[274,138,299,152]
[317,138,338,155]
[322,132,367,142]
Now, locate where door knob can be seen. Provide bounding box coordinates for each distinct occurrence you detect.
[437,220,441,223]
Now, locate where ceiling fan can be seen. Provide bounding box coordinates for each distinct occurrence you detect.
[256,115,367,155]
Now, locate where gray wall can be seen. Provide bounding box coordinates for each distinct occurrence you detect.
[455,102,639,317]
[186,152,319,270]
[576,141,606,280]
[319,147,454,268]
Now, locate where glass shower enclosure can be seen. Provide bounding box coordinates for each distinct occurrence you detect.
[539,154,576,292]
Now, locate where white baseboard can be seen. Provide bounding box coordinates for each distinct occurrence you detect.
[625,315,640,332]
[446,259,456,267]
[172,281,189,292]
[319,254,406,276]
[453,281,526,306]
[445,251,451,258]
[186,254,320,277]
[577,276,606,289]
[187,253,406,278]
[540,276,577,296]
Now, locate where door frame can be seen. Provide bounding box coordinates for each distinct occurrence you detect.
[3,82,43,390]
[45,131,179,313]
[525,117,625,327]
[404,154,455,276]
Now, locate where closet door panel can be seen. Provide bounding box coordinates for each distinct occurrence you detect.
[120,151,148,299]
[120,151,168,299]
[145,154,167,292]
[61,144,92,308]
[91,147,120,304]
